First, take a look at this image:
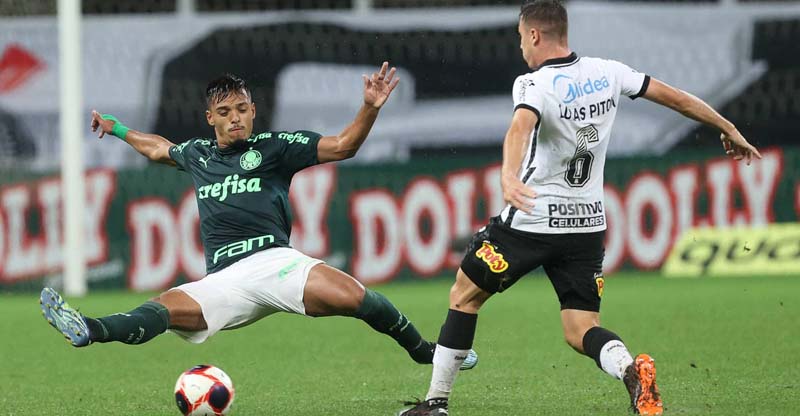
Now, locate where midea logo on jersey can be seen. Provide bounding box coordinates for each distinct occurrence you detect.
[240,149,262,170]
[553,74,610,104]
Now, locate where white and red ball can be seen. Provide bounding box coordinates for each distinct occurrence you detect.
[174,365,235,416]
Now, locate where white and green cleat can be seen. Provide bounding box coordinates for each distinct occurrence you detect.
[39,287,92,347]
[460,349,479,371]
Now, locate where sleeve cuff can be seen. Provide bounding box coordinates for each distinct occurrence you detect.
[629,75,651,100]
[514,103,541,118]
[168,146,186,171]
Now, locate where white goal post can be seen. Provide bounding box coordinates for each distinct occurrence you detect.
[59,0,87,296]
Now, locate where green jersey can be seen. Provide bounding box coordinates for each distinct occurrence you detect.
[169,130,322,274]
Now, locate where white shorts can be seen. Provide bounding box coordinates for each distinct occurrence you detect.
[170,247,323,344]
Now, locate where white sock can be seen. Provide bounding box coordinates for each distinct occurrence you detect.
[599,340,634,380]
[425,344,468,400]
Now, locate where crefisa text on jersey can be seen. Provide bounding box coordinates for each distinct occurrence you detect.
[559,97,617,122]
[197,174,262,202]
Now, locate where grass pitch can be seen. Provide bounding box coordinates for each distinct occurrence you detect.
[1,272,798,415]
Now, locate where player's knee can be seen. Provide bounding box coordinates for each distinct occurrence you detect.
[448,285,486,313]
[448,270,490,313]
[324,278,364,315]
[344,283,367,313]
[150,291,175,309]
[150,289,207,329]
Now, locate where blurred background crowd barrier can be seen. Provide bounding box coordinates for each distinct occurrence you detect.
[1,0,798,291]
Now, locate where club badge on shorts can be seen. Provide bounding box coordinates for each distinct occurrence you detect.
[594,272,605,297]
[240,149,262,170]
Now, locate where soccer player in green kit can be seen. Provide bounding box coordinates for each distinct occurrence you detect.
[40,62,477,371]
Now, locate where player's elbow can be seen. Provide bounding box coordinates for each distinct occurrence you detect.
[145,145,168,163]
[140,148,157,161]
[344,149,359,160]
[321,148,357,163]
[336,144,359,161]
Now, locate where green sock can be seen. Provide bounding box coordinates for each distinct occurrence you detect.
[354,289,434,364]
[85,301,170,345]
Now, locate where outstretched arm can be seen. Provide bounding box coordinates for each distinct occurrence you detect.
[90,110,176,166]
[317,62,399,163]
[501,109,538,214]
[643,78,762,165]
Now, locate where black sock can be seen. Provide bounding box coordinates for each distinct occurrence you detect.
[86,301,170,345]
[437,309,478,350]
[354,289,432,363]
[582,326,622,368]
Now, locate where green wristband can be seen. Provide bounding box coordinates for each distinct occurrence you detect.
[101,114,130,140]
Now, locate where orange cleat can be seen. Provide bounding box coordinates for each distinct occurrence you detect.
[623,354,663,415]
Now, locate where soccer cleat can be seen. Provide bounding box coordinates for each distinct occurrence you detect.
[460,348,479,371]
[623,353,663,415]
[398,398,448,416]
[39,287,92,347]
[418,342,478,371]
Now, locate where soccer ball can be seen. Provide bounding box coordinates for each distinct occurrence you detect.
[174,365,235,416]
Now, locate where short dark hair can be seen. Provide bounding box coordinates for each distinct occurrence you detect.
[520,0,568,40]
[205,73,251,107]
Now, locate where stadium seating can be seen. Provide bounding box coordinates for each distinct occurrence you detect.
[374,0,519,7]
[198,0,351,11]
[82,0,176,14]
[0,0,177,15]
[681,17,800,149]
[153,22,527,142]
[0,0,797,167]
[1,0,737,16]
[0,107,35,161]
[151,7,769,158]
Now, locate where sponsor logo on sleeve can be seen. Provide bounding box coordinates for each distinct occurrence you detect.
[517,78,536,103]
[278,132,310,145]
[173,142,189,153]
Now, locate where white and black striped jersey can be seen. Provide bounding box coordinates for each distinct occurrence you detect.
[499,52,649,234]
